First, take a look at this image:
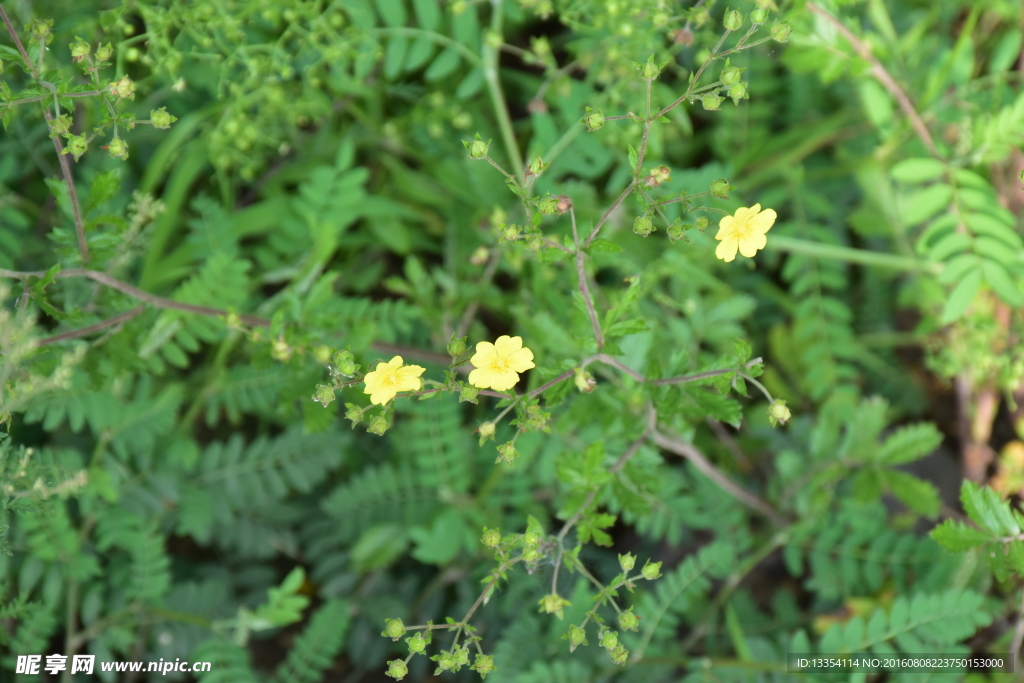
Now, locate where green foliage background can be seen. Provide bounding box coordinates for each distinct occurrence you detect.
[2,0,1024,681]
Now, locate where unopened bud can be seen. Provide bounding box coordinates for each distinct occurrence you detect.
[599,629,619,651]
[459,384,480,404]
[108,75,136,100]
[95,43,113,62]
[481,527,501,548]
[70,37,90,62]
[640,560,662,580]
[48,114,73,139]
[447,334,468,358]
[574,367,596,393]
[406,632,428,654]
[729,82,748,103]
[724,10,743,31]
[619,552,636,571]
[464,134,490,159]
[64,134,88,161]
[567,624,588,651]
[150,107,177,129]
[750,8,768,23]
[383,618,407,641]
[496,441,519,465]
[619,609,641,631]
[695,216,711,230]
[385,659,408,680]
[368,414,390,435]
[633,215,655,237]
[583,107,605,132]
[331,349,357,376]
[471,654,496,677]
[710,178,732,199]
[702,93,724,110]
[555,195,572,214]
[312,384,335,408]
[720,62,744,86]
[527,156,548,177]
[105,137,129,160]
[537,196,559,215]
[771,22,791,42]
[768,399,791,427]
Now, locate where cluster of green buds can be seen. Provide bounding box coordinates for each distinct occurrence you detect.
[536,193,572,216]
[495,440,519,465]
[644,165,671,188]
[69,36,90,63]
[598,627,629,665]
[522,403,551,433]
[431,645,470,675]
[28,18,53,45]
[521,517,546,564]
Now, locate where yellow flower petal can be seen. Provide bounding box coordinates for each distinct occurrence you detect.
[506,348,535,373]
[469,341,496,368]
[716,237,738,262]
[493,335,523,356]
[738,232,767,257]
[715,215,736,239]
[749,208,777,234]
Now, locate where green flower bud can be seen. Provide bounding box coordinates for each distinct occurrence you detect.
[108,75,136,100]
[382,618,407,641]
[566,624,588,651]
[496,441,519,465]
[720,62,744,86]
[701,93,724,110]
[270,336,290,361]
[28,19,53,43]
[522,546,543,563]
[454,645,470,666]
[64,134,88,161]
[150,106,177,129]
[641,560,663,580]
[573,367,596,393]
[385,659,408,680]
[312,384,335,408]
[500,224,520,243]
[695,216,711,230]
[667,222,691,243]
[582,107,605,132]
[724,9,743,31]
[633,215,655,237]
[464,134,490,159]
[527,156,548,177]
[619,608,641,632]
[48,114,73,139]
[105,137,129,160]
[344,403,364,428]
[537,195,559,215]
[525,404,550,432]
[768,399,791,427]
[771,22,791,42]
[311,345,331,364]
[460,383,480,404]
[331,349,357,376]
[433,650,458,673]
[609,644,629,665]
[750,8,768,23]
[538,593,571,619]
[729,82,748,104]
[478,421,496,445]
[406,632,428,655]
[481,527,501,548]
[523,529,542,547]
[471,653,497,678]
[710,178,732,199]
[95,43,113,62]
[618,552,636,572]
[640,55,662,80]
[70,37,90,62]
[599,629,619,651]
[447,333,468,358]
[368,414,390,436]
[484,29,503,49]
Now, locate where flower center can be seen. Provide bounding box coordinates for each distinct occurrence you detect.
[490,357,510,372]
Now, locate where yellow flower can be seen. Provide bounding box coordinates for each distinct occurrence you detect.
[362,356,425,405]
[714,204,777,262]
[468,336,535,391]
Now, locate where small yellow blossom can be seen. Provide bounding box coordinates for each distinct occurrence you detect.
[362,356,425,405]
[468,336,535,391]
[714,204,777,262]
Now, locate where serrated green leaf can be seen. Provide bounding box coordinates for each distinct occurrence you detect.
[589,238,623,252]
[961,480,1020,536]
[930,520,993,551]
